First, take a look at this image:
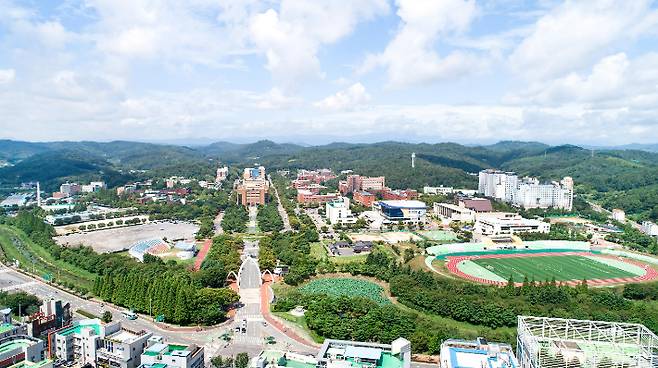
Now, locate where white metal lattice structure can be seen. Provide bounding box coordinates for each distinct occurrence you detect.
[517,316,658,368]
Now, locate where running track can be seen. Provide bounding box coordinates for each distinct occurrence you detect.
[444,251,658,287]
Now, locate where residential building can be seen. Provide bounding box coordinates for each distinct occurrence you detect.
[353,191,376,207]
[478,169,573,210]
[374,200,427,224]
[612,208,626,222]
[325,197,356,225]
[433,203,475,223]
[423,186,453,195]
[458,198,493,213]
[236,167,269,206]
[382,189,418,201]
[339,175,385,195]
[54,319,106,366]
[475,213,550,236]
[138,338,204,368]
[96,327,152,368]
[0,335,52,368]
[478,169,518,202]
[641,221,658,237]
[439,337,518,368]
[216,166,229,183]
[297,190,339,205]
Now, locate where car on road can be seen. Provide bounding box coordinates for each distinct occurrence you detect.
[122,310,137,320]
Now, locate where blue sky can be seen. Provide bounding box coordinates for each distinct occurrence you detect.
[1,0,658,145]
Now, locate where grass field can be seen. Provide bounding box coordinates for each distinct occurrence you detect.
[299,277,391,304]
[472,255,639,283]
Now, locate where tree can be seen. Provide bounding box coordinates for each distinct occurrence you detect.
[101,311,113,323]
[235,353,249,368]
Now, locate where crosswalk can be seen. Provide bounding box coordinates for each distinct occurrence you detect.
[1,281,36,291]
[232,335,263,345]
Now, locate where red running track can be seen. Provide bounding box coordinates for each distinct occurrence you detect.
[444,251,658,287]
[193,239,212,271]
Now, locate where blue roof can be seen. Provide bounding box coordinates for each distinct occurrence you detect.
[129,239,166,254]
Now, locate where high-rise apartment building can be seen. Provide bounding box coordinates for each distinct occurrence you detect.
[478,170,573,210]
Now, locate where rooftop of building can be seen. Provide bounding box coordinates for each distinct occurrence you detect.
[106,329,148,344]
[317,339,407,368]
[460,198,493,212]
[440,338,517,368]
[0,323,17,334]
[143,343,191,357]
[56,319,102,337]
[6,359,52,368]
[377,200,426,208]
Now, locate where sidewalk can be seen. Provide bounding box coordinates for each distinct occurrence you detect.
[194,238,213,270]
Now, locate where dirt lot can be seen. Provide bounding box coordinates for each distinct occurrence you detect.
[54,221,199,253]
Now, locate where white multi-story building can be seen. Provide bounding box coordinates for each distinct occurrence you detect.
[54,319,106,366]
[96,327,152,368]
[423,186,454,195]
[478,170,573,210]
[641,221,658,237]
[325,197,356,225]
[81,181,106,193]
[138,338,204,368]
[433,203,475,223]
[475,212,550,236]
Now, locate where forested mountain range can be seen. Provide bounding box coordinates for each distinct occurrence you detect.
[1,139,658,220]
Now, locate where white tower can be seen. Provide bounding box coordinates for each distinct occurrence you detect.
[36,182,41,207]
[411,152,416,168]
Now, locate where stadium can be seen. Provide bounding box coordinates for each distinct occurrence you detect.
[517,316,658,367]
[426,240,658,286]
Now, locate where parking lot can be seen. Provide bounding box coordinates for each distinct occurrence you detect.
[54,221,199,253]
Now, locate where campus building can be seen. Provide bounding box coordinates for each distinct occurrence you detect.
[0,335,52,368]
[382,189,418,201]
[297,190,339,205]
[478,170,573,210]
[138,338,204,368]
[325,197,356,225]
[215,166,229,183]
[24,299,72,338]
[53,319,106,366]
[96,327,152,368]
[374,200,427,224]
[236,166,269,206]
[641,221,658,237]
[353,191,376,207]
[423,186,454,195]
[433,203,475,223]
[0,309,27,339]
[296,169,336,183]
[439,338,518,368]
[474,213,550,236]
[339,175,385,195]
[612,208,626,222]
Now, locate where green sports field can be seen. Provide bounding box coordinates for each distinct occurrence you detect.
[471,255,640,282]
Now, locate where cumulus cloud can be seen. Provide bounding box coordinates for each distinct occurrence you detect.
[507,52,658,108]
[509,0,658,79]
[0,69,16,84]
[360,0,485,87]
[249,0,389,88]
[314,83,371,111]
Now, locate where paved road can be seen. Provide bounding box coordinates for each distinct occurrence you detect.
[247,206,258,234]
[214,212,224,235]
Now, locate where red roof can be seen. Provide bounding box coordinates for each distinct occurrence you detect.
[461,198,493,212]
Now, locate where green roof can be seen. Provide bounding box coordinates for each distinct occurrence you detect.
[163,344,187,355]
[7,359,52,368]
[0,340,32,355]
[0,323,16,334]
[58,321,102,337]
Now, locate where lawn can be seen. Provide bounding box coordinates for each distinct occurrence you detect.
[299,277,391,304]
[472,255,639,283]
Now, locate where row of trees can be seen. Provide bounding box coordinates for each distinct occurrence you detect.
[221,204,248,233]
[256,193,284,232]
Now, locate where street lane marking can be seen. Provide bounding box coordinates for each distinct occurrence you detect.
[1,281,37,291]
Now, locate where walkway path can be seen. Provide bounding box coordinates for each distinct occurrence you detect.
[193,238,212,271]
[270,176,292,232]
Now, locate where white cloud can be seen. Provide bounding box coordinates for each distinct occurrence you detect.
[509,0,658,79]
[249,0,389,88]
[360,0,484,87]
[314,83,371,110]
[0,69,16,84]
[507,52,658,108]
